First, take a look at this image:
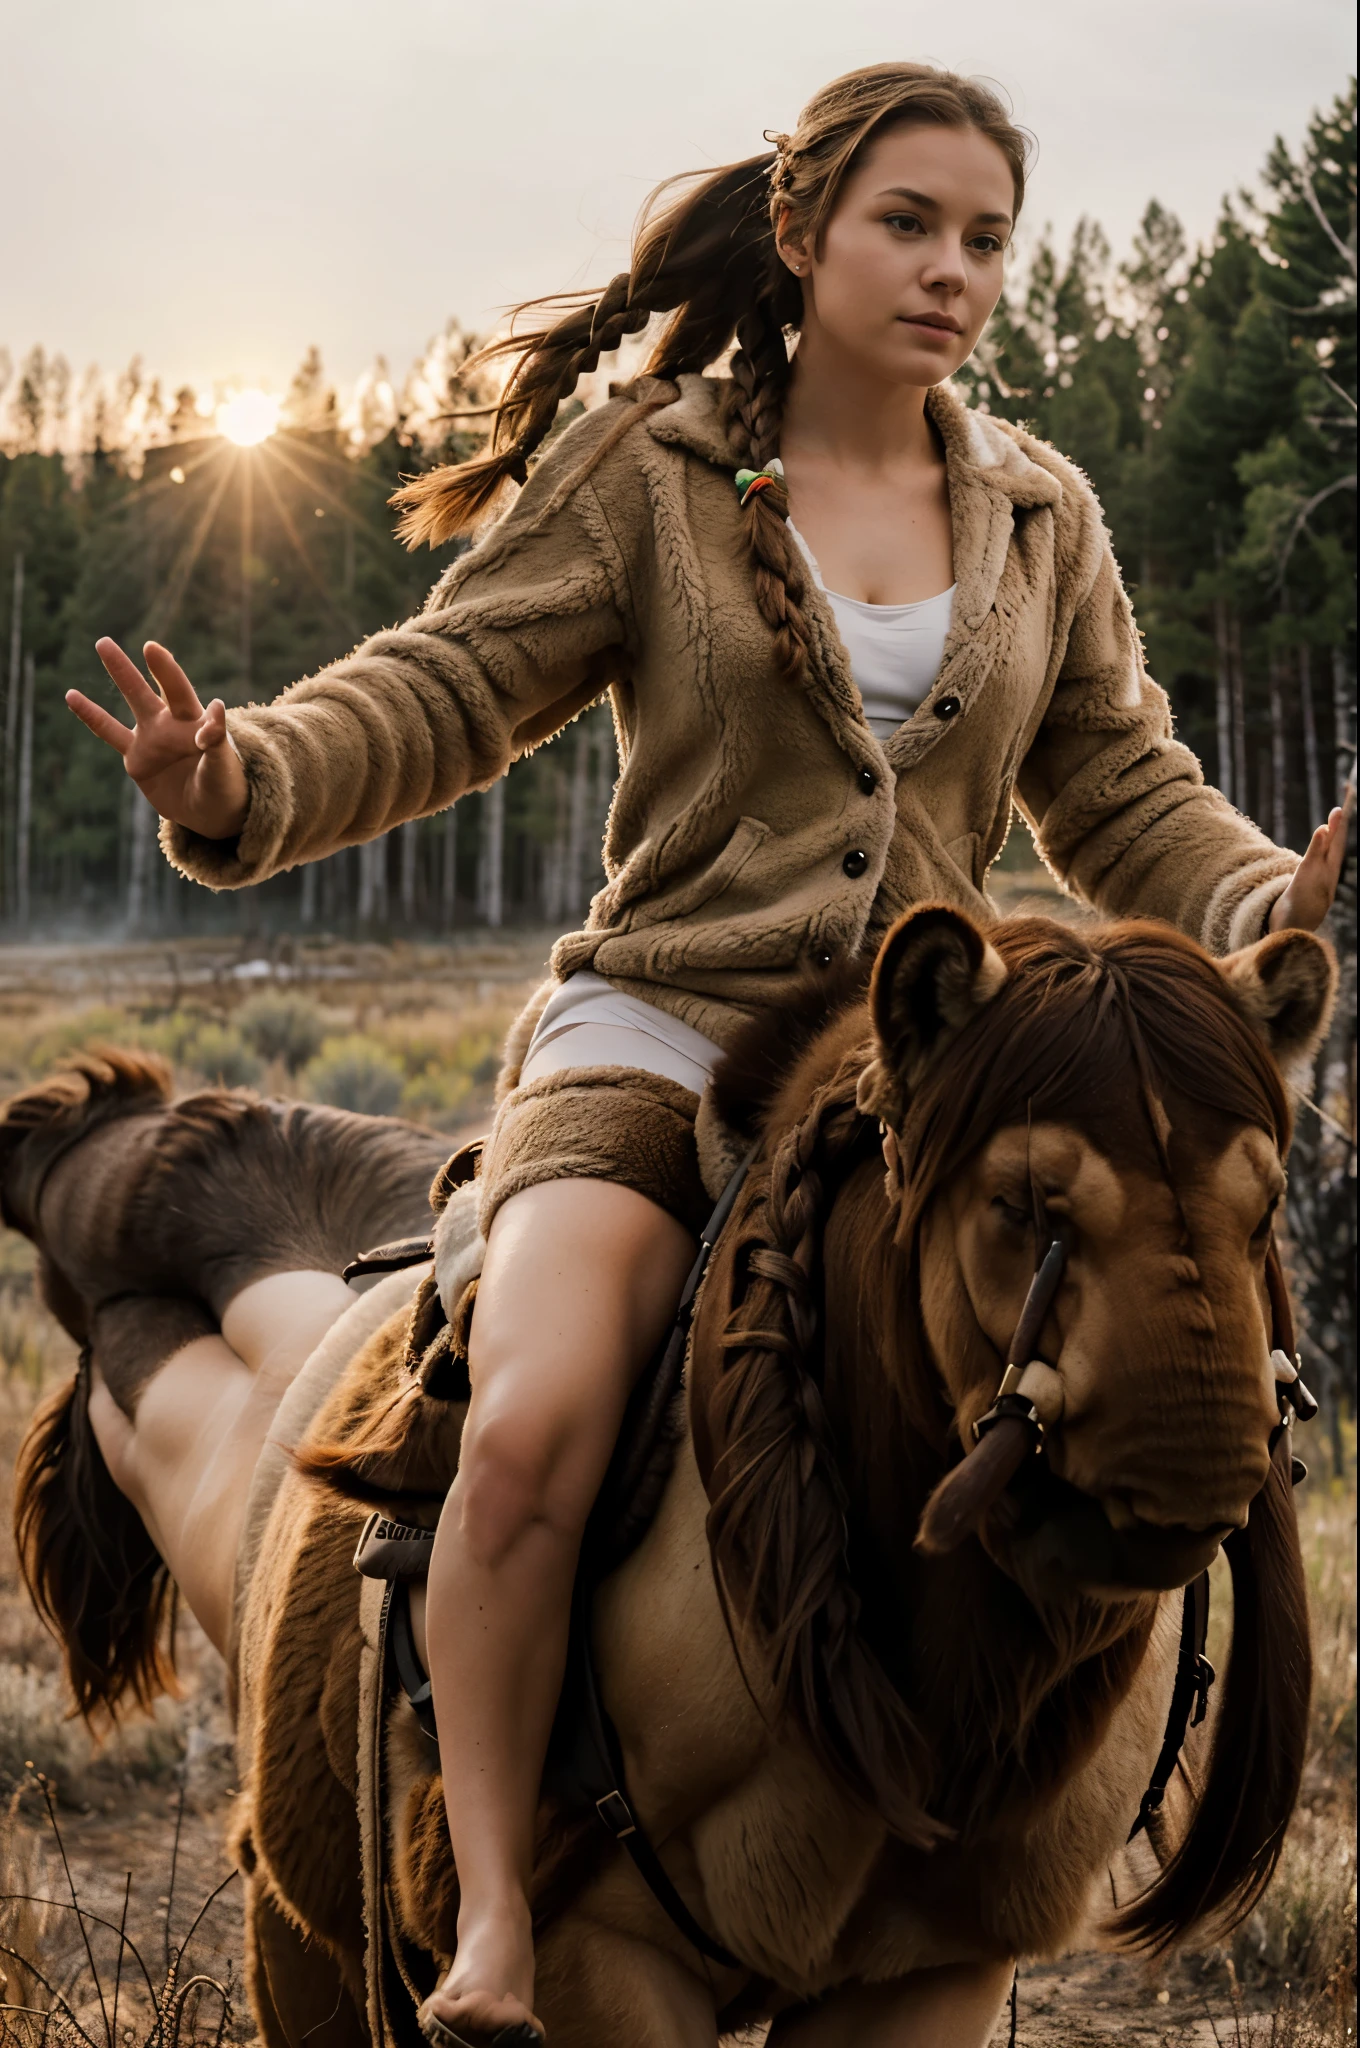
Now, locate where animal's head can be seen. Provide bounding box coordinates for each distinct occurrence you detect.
[860,905,1336,1598]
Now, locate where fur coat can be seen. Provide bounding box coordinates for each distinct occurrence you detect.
[163,374,1296,1049]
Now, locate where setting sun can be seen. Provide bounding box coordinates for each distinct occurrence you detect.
[218,389,281,446]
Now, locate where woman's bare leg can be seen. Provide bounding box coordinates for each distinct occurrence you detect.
[421,1178,696,2042]
[767,1960,1016,2048]
[88,1270,354,1654]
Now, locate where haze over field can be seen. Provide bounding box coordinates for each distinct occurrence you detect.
[3,0,1355,391]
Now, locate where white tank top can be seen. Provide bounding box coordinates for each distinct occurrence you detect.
[788,521,955,740]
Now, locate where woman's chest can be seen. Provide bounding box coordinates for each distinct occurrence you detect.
[781,463,955,606]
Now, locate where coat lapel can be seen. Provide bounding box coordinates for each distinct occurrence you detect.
[643,373,1063,767]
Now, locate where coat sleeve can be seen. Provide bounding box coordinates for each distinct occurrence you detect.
[159,422,635,891]
[1014,484,1296,955]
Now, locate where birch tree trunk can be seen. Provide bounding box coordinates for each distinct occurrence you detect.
[564,728,592,918]
[1333,646,1355,803]
[1268,646,1288,846]
[441,807,458,928]
[4,551,23,917]
[126,786,155,931]
[400,820,419,924]
[357,838,388,926]
[476,782,505,928]
[1299,643,1324,832]
[1229,610,1248,814]
[299,861,318,925]
[542,762,569,925]
[15,652,34,925]
[1213,595,1234,804]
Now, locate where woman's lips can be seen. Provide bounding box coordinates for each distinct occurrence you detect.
[899,316,962,338]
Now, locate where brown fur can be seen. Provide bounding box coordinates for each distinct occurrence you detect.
[3,910,1332,2037]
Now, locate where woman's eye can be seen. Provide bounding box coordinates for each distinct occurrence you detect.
[969,235,1005,255]
[884,212,925,236]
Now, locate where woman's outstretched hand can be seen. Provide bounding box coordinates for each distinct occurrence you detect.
[1269,780,1355,933]
[67,639,250,841]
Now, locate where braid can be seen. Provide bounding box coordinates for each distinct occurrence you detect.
[724,302,814,684]
[393,269,655,544]
[700,1057,943,1846]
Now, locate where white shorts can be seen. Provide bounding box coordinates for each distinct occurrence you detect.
[519,971,724,1095]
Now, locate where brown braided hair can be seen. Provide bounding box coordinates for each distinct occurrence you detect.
[699,1047,949,1846]
[393,64,1032,679]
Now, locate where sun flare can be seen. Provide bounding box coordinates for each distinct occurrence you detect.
[218,389,281,446]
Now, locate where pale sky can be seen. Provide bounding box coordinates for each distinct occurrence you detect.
[3,0,1355,399]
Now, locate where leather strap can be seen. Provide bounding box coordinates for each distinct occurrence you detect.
[343,1236,435,1283]
[1127,1570,1214,1841]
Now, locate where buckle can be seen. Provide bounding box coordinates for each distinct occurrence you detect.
[595,1789,637,1840]
[973,1393,1041,1445]
[1191,1654,1215,1729]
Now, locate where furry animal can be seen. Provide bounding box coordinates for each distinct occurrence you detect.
[3,907,1334,2045]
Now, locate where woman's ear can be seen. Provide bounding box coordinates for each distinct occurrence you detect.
[857,905,1008,1124]
[774,206,810,276]
[1219,929,1337,1088]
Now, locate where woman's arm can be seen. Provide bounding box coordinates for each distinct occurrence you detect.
[67,405,642,892]
[1015,491,1313,952]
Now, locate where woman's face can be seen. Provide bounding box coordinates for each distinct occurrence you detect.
[778,121,1015,387]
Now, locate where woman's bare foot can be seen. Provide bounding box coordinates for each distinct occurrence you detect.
[420,1894,543,2045]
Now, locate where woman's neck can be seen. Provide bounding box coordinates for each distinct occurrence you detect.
[780,326,936,474]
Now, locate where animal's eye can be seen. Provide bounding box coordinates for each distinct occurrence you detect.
[991,1194,1030,1231]
[1251,1194,1280,1243]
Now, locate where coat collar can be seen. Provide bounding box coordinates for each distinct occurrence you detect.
[634,370,1061,771]
[637,371,1062,512]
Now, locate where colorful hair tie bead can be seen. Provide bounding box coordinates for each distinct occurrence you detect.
[735,458,784,509]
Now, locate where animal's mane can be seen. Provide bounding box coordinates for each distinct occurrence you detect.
[691,911,1305,1941]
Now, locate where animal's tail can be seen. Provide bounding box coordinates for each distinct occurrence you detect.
[13,1350,178,1722]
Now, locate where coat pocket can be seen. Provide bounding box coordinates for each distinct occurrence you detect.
[642,815,772,925]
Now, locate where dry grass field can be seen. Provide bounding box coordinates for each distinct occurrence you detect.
[0,903,1354,2046]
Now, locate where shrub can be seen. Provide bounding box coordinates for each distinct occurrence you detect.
[175,1022,264,1090]
[304,1035,406,1117]
[399,1064,475,1131]
[236,992,327,1073]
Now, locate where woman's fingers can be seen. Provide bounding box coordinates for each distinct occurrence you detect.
[195,699,229,750]
[95,636,166,719]
[144,641,204,719]
[65,688,134,755]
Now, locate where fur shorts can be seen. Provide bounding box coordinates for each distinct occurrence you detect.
[474,1063,711,1239]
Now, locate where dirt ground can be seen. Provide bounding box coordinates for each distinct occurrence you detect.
[1,909,1354,2046]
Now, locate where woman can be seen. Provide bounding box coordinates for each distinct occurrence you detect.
[69,61,1347,2048]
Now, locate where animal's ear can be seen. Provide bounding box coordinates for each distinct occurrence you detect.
[858,905,1008,1124]
[1218,929,1337,1086]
